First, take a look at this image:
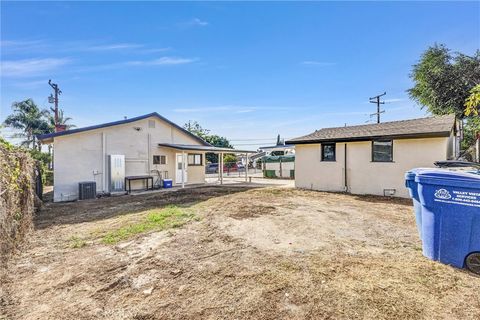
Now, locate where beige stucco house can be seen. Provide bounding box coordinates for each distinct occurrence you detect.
[286,115,460,198]
[38,112,247,202]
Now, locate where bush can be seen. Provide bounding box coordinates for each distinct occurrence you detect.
[28,149,52,185]
[0,138,36,264]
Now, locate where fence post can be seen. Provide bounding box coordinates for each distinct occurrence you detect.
[279,156,283,178]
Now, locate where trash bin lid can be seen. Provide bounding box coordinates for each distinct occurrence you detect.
[415,169,480,189]
[405,168,435,181]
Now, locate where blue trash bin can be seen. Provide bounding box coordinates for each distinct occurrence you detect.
[162,179,173,188]
[416,170,480,271]
[405,169,430,238]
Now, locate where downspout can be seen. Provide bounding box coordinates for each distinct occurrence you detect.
[344,143,348,192]
[102,132,106,193]
[147,133,151,173]
[181,150,185,188]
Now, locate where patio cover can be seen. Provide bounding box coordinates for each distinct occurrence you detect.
[157,143,254,153]
[157,143,255,187]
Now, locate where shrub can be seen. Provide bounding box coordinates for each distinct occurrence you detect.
[0,138,36,264]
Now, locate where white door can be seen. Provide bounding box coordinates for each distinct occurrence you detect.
[176,153,188,184]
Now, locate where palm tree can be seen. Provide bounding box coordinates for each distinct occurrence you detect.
[3,99,50,150]
[47,109,76,131]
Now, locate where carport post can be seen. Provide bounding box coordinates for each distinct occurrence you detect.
[245,153,249,182]
[220,152,223,185]
[181,151,185,188]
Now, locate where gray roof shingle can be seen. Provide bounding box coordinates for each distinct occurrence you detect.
[286,114,456,144]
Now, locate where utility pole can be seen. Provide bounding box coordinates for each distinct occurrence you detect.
[369,92,386,124]
[48,80,62,132]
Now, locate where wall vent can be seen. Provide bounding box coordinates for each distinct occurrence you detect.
[148,120,155,128]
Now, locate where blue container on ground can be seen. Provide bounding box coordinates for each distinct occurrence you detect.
[405,169,429,238]
[162,179,173,188]
[415,170,480,269]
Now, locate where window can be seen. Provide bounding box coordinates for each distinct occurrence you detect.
[321,143,336,161]
[153,155,167,165]
[372,140,393,162]
[188,153,203,166]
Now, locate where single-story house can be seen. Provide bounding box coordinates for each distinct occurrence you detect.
[38,112,250,202]
[286,115,460,198]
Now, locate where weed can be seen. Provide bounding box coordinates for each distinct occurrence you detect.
[69,236,87,248]
[102,206,195,244]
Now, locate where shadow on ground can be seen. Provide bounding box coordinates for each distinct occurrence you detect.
[352,194,412,206]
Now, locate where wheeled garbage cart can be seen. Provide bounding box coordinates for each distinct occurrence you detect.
[414,169,480,274]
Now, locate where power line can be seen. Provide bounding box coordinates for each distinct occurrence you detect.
[231,142,287,146]
[228,137,295,141]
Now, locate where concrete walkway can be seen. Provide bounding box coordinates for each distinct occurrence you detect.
[128,177,294,196]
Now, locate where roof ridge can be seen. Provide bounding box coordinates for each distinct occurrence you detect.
[316,114,454,132]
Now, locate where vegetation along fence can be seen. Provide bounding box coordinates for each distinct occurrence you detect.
[0,138,38,265]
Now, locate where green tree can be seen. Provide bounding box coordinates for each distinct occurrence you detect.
[465,84,480,116]
[184,121,234,163]
[408,44,480,150]
[223,153,237,168]
[408,44,480,118]
[3,99,50,150]
[462,117,480,151]
[183,120,210,140]
[28,148,53,185]
[47,109,76,131]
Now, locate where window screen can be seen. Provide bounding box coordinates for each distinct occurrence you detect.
[321,143,336,161]
[148,120,155,128]
[372,140,393,162]
[153,155,166,165]
[188,153,202,165]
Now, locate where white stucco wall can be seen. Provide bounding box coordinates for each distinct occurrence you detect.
[52,116,206,202]
[294,137,450,198]
[295,143,346,192]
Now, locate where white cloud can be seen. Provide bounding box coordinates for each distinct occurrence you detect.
[191,18,208,26]
[179,18,209,28]
[301,61,336,67]
[383,98,405,103]
[125,57,197,66]
[138,47,172,54]
[1,58,70,77]
[1,39,44,48]
[173,105,291,114]
[1,40,50,53]
[82,43,144,51]
[1,39,171,55]
[9,79,48,89]
[173,106,231,113]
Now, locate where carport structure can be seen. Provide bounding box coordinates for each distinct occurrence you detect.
[157,143,255,188]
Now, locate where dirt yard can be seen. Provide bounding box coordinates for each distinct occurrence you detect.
[1,186,479,320]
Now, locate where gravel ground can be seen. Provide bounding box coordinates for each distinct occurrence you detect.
[1,186,479,320]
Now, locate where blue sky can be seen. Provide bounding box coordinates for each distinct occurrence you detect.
[1,1,479,149]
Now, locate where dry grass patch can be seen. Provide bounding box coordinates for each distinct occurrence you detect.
[101,206,197,244]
